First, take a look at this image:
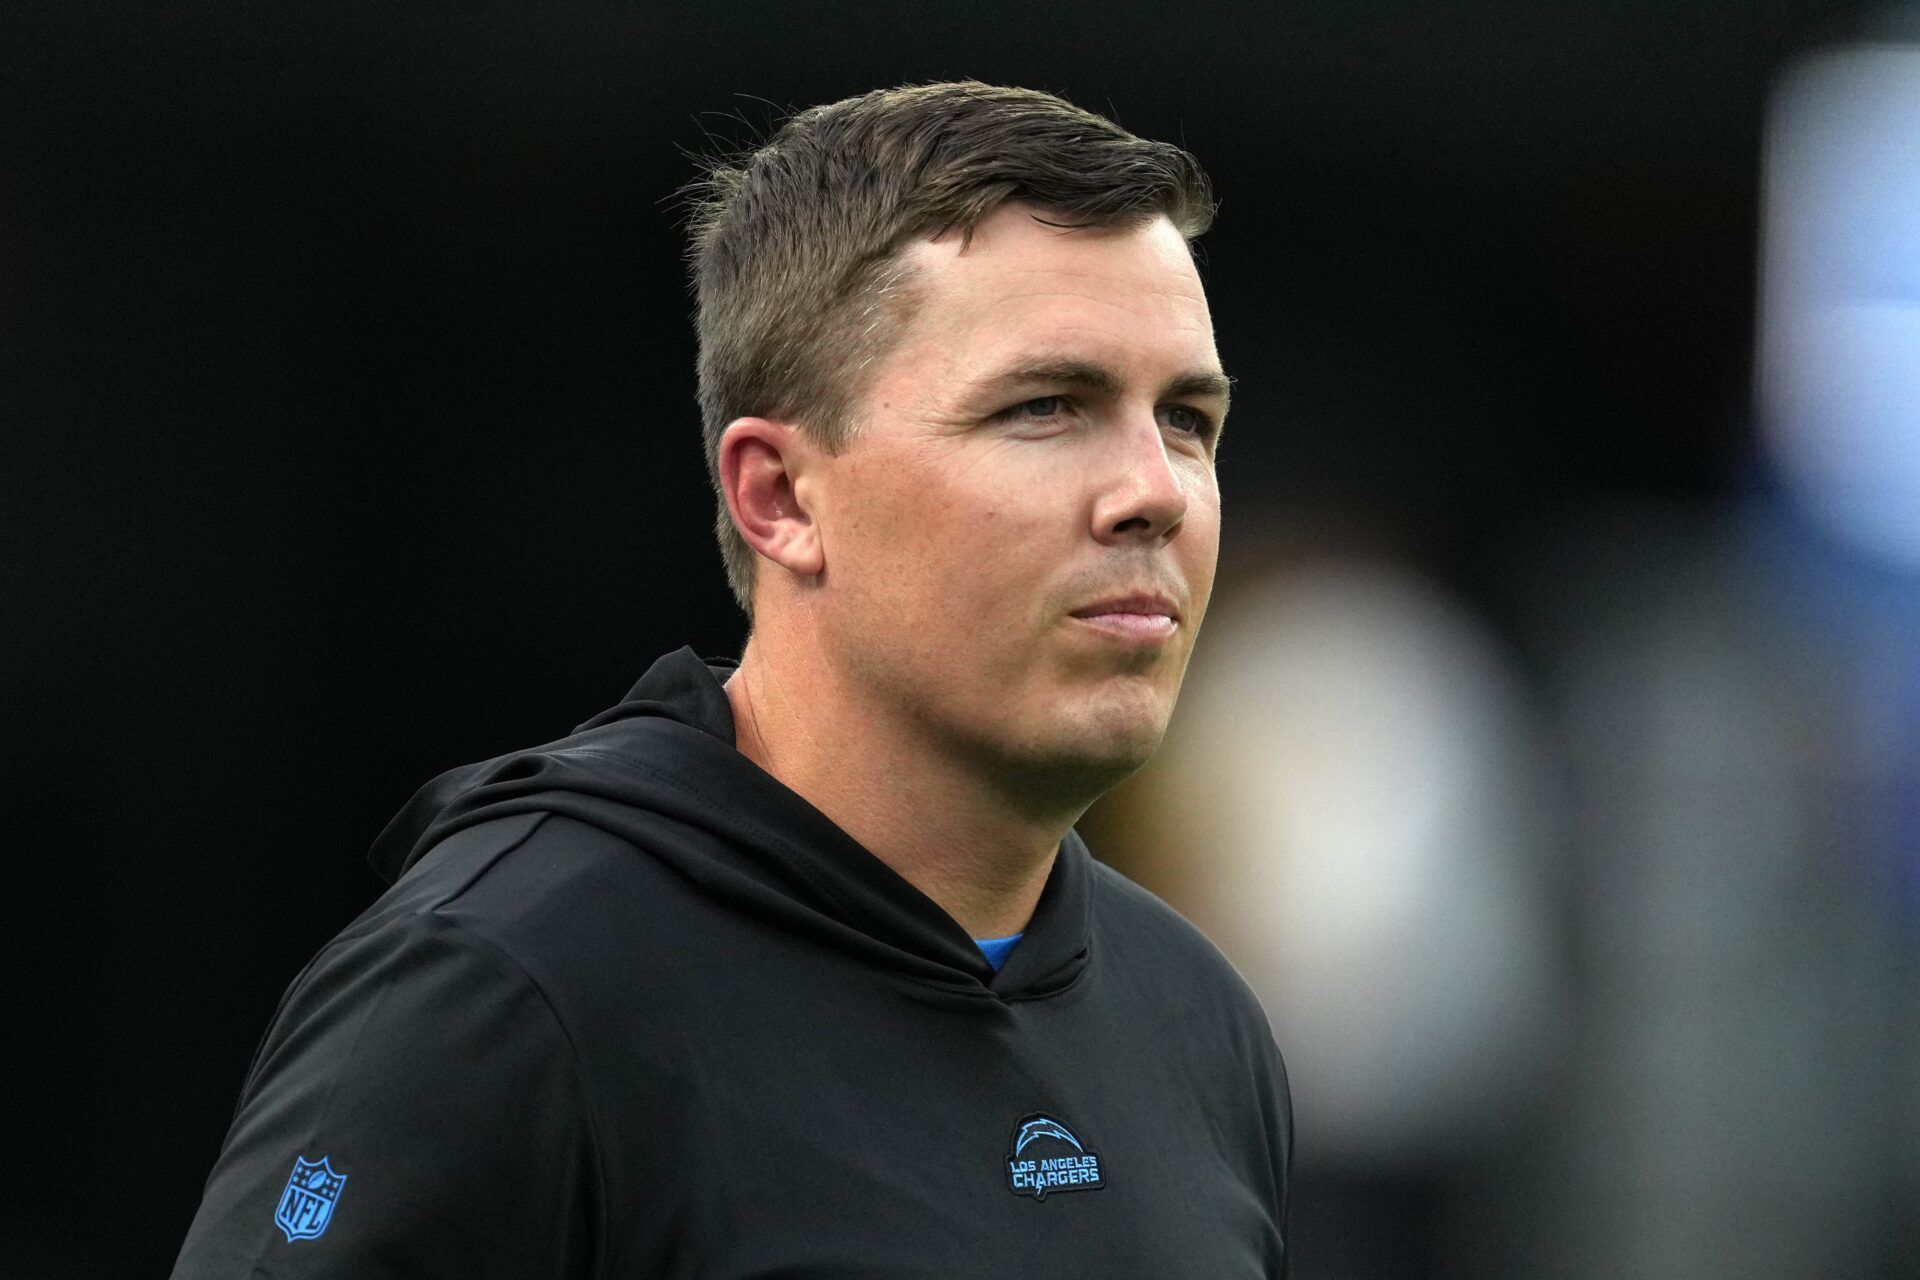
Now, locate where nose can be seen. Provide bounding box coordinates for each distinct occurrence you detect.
[1091,413,1190,546]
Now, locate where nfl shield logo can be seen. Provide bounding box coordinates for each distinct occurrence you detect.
[274,1155,347,1241]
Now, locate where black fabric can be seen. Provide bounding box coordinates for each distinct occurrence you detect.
[173,647,1293,1278]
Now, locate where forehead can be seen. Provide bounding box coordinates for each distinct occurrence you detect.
[884,203,1218,394]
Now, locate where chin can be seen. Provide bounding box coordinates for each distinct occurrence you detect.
[1042,698,1172,790]
[963,693,1166,808]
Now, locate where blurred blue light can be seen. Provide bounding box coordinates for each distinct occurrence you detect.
[1759,44,1920,567]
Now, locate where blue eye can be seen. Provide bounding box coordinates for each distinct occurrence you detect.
[1164,405,1218,438]
[993,396,1070,422]
[990,396,1217,440]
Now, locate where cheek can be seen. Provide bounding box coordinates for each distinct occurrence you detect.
[1188,487,1222,560]
[833,462,967,622]
[845,467,1068,669]
[854,455,1042,570]
[1172,479,1222,614]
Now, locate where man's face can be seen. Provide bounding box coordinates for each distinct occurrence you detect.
[810,200,1226,802]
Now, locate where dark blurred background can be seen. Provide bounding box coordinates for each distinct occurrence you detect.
[7,1,1917,1275]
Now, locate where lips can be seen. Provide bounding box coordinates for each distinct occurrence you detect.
[1069,592,1181,621]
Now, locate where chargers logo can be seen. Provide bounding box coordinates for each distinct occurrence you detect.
[274,1155,347,1241]
[1005,1113,1106,1200]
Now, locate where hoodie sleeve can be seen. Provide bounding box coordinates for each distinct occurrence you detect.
[170,911,600,1279]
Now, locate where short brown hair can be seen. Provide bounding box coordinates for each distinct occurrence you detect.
[677,80,1218,619]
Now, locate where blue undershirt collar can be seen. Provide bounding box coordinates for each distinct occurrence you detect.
[972,932,1023,972]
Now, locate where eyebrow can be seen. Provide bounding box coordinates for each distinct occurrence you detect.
[963,357,1234,420]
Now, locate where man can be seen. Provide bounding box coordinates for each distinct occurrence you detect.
[172,79,1292,1277]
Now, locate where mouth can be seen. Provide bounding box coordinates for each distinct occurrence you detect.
[1068,592,1181,646]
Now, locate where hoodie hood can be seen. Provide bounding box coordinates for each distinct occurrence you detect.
[366,647,1094,997]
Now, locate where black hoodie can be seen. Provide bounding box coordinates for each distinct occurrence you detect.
[172,647,1292,1278]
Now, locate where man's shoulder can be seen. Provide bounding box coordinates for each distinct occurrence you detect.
[347,811,641,933]
[1086,855,1230,964]
[325,810,675,1001]
[1086,856,1274,1031]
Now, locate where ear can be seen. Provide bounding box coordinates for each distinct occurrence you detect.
[717,417,826,579]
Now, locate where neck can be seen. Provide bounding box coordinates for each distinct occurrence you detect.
[723,627,1073,940]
